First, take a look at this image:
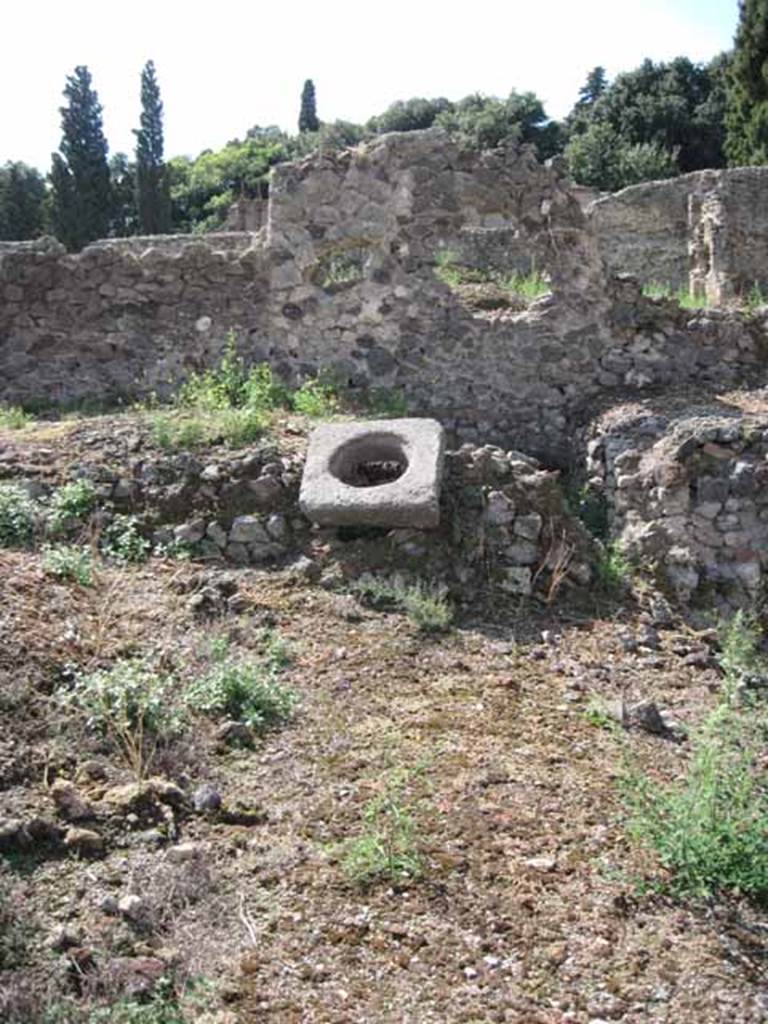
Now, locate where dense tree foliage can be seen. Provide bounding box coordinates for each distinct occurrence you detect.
[134,60,171,233]
[109,153,138,237]
[50,66,112,250]
[169,130,291,232]
[0,162,46,240]
[565,56,729,189]
[367,97,453,134]
[725,0,768,164]
[299,80,319,133]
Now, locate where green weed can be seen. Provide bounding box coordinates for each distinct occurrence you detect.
[642,281,709,309]
[621,612,768,903]
[596,542,629,593]
[0,483,39,548]
[185,655,296,733]
[343,769,426,885]
[58,660,186,783]
[503,268,551,301]
[354,575,453,632]
[101,514,151,564]
[48,478,98,534]
[42,544,94,586]
[292,374,341,417]
[0,405,33,430]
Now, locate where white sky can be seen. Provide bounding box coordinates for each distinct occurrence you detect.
[4,0,738,171]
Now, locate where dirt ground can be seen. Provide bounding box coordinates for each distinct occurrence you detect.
[1,417,767,1023]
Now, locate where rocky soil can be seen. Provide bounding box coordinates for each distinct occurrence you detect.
[1,417,767,1024]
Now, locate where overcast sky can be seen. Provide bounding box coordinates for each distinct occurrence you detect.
[4,0,738,171]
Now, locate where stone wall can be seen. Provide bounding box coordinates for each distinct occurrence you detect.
[589,167,768,303]
[585,397,768,612]
[1,130,768,462]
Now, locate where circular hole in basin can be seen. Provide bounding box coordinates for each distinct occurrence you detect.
[330,434,408,488]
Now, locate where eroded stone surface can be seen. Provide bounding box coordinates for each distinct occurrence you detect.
[299,418,445,528]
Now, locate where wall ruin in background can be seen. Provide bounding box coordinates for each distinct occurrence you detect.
[0,130,766,463]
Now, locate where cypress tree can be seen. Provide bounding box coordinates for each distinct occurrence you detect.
[299,79,319,133]
[725,0,768,165]
[50,66,112,250]
[134,60,171,234]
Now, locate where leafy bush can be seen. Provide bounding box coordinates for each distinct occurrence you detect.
[0,482,39,548]
[354,576,453,632]
[362,387,408,418]
[101,515,150,564]
[178,332,247,411]
[42,544,93,586]
[0,405,32,430]
[58,660,186,782]
[185,656,296,732]
[242,362,291,412]
[48,478,98,533]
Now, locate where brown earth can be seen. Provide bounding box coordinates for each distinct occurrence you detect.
[1,417,767,1024]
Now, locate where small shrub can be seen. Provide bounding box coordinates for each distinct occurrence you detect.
[101,515,150,564]
[343,771,426,885]
[596,541,629,593]
[243,363,291,412]
[178,331,246,411]
[0,405,32,430]
[718,609,765,682]
[434,247,463,287]
[185,657,296,732]
[292,374,341,417]
[48,478,98,533]
[58,660,186,783]
[218,405,266,447]
[0,483,38,548]
[42,544,93,586]
[354,576,453,632]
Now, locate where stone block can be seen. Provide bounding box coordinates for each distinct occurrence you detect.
[299,419,445,528]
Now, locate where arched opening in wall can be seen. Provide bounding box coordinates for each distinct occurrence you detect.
[432,237,552,317]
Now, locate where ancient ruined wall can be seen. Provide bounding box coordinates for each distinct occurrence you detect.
[0,131,766,461]
[0,233,270,406]
[585,394,768,611]
[588,177,692,289]
[589,167,768,303]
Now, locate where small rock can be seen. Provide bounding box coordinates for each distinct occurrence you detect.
[514,513,543,541]
[98,895,119,916]
[215,720,253,747]
[47,926,83,952]
[118,894,146,921]
[682,648,712,669]
[227,593,251,615]
[287,555,321,582]
[50,779,94,821]
[524,856,556,872]
[174,520,206,545]
[265,512,288,541]
[0,818,30,852]
[229,515,269,545]
[167,842,203,865]
[193,784,222,814]
[206,521,228,548]
[64,827,104,855]
[627,700,669,737]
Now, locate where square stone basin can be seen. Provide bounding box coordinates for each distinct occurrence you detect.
[299,418,445,528]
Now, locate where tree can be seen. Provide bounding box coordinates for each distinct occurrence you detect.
[109,153,138,237]
[299,79,319,133]
[435,90,561,158]
[50,66,112,250]
[367,97,453,134]
[134,60,171,233]
[726,0,768,165]
[0,162,46,240]
[578,66,608,108]
[565,120,677,191]
[565,56,728,177]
